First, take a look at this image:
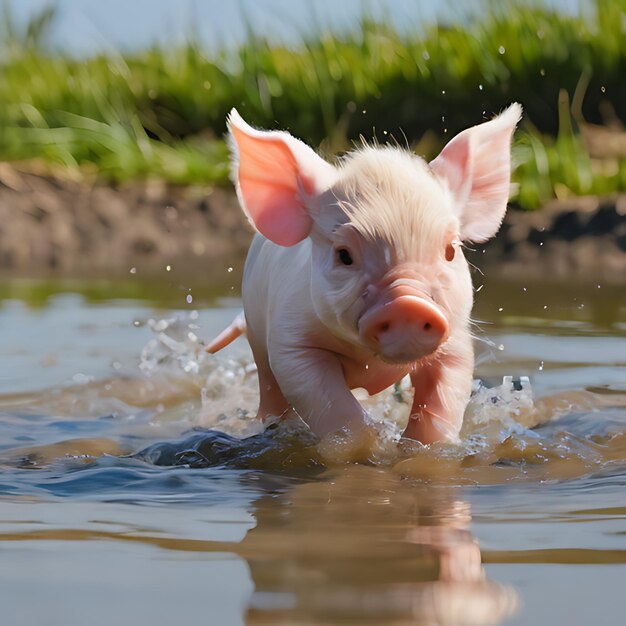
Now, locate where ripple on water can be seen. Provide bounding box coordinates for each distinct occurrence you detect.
[0,307,625,488]
[0,288,625,626]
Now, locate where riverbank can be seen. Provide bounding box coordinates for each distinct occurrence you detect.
[0,163,248,277]
[1,163,624,283]
[469,193,626,282]
[1,0,624,213]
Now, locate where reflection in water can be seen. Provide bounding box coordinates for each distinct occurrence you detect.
[240,466,517,625]
[0,464,517,625]
[136,428,519,624]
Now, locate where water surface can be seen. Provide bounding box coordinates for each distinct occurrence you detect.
[0,275,624,626]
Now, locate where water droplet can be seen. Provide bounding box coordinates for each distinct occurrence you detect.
[538,360,544,371]
[166,265,171,272]
[498,344,504,351]
[227,266,233,273]
[597,284,601,289]
[540,68,546,76]
[362,109,367,114]
[422,50,430,61]
[600,86,606,93]
[133,319,141,327]
[153,319,168,331]
[479,84,483,91]
[498,46,505,54]
[186,294,193,304]
[543,305,548,309]
[523,287,527,292]
[441,90,446,95]
[129,267,137,274]
[72,373,93,384]
[476,284,484,292]
[498,307,504,312]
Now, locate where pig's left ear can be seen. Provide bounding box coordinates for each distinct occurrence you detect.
[430,103,522,243]
[227,109,338,247]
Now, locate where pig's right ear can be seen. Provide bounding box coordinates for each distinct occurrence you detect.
[227,109,337,247]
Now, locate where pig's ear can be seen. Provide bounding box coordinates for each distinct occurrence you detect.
[227,109,337,247]
[430,103,522,243]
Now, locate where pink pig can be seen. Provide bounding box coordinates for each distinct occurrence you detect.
[207,104,522,444]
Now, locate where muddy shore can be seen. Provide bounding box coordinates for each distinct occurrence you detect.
[0,164,624,282]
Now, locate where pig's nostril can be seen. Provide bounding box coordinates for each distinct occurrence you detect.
[381,322,390,332]
[423,322,432,331]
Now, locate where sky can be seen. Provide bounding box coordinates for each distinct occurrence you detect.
[9,0,583,55]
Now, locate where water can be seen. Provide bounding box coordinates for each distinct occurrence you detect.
[0,275,624,626]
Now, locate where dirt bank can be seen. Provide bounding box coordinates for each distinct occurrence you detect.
[469,194,626,282]
[0,164,624,282]
[0,164,250,277]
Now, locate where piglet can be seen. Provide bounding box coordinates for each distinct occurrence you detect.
[207,104,522,444]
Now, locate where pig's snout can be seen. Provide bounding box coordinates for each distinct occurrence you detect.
[358,295,448,363]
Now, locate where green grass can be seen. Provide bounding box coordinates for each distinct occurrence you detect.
[0,0,624,208]
[516,126,626,209]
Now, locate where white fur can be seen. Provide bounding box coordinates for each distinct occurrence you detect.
[333,147,459,263]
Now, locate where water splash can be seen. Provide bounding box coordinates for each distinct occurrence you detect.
[140,312,205,375]
[135,314,623,476]
[4,307,624,482]
[464,376,536,436]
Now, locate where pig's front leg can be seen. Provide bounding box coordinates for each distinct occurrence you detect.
[270,347,368,438]
[403,337,474,444]
[247,333,294,423]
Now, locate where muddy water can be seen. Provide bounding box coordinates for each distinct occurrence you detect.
[0,275,624,626]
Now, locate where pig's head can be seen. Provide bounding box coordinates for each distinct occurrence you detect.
[228,105,521,364]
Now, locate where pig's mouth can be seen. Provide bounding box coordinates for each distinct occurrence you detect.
[368,337,448,366]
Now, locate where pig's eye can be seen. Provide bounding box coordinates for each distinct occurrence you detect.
[445,242,456,262]
[337,248,354,266]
